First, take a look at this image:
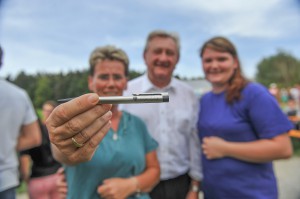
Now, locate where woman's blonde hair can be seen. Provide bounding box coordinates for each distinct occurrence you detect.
[89,45,129,77]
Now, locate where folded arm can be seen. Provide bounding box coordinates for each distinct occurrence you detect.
[202,133,293,163]
[98,150,160,198]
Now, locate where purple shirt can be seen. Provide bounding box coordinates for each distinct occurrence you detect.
[198,82,293,199]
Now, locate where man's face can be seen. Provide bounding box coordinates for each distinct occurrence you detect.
[144,37,178,86]
[88,60,127,97]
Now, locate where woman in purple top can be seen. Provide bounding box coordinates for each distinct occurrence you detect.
[197,36,293,199]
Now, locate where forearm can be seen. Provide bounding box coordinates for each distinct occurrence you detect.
[16,121,41,151]
[190,179,200,188]
[17,138,40,151]
[51,144,77,166]
[132,151,160,193]
[20,155,31,182]
[223,134,293,163]
[133,165,160,193]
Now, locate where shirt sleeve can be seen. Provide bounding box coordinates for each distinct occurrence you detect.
[22,90,38,125]
[188,94,203,181]
[247,84,293,139]
[130,112,158,153]
[141,121,159,154]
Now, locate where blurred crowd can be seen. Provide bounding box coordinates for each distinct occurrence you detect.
[269,83,300,129]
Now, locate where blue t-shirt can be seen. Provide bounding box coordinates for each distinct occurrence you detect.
[197,82,293,199]
[66,111,158,199]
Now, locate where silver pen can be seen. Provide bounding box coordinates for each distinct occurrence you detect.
[57,92,169,104]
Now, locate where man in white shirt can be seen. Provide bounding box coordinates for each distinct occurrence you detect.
[0,46,41,199]
[122,30,202,199]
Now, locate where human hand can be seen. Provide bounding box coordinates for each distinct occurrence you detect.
[202,136,228,159]
[97,177,136,199]
[56,167,68,199]
[186,190,199,199]
[46,93,112,164]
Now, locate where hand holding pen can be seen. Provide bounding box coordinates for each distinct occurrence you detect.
[46,93,112,165]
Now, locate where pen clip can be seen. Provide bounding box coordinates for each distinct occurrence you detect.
[132,93,163,96]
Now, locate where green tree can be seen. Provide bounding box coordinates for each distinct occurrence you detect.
[255,50,300,88]
[128,70,143,80]
[14,71,37,101]
[34,75,53,107]
[11,69,144,107]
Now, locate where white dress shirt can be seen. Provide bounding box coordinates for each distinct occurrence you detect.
[121,74,202,181]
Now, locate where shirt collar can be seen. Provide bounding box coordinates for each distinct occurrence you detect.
[141,73,176,93]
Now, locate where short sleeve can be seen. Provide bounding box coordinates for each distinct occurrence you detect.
[247,84,293,138]
[22,90,37,125]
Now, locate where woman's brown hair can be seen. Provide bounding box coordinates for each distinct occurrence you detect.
[200,36,249,103]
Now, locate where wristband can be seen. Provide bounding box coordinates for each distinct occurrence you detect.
[190,184,199,192]
[131,177,141,196]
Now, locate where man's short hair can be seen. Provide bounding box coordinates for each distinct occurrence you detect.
[144,30,180,60]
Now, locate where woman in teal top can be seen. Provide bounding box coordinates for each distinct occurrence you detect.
[49,45,160,199]
[66,111,158,199]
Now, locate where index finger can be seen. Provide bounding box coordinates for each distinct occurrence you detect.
[47,93,111,127]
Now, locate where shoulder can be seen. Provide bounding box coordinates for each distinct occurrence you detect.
[123,111,146,126]
[200,91,213,101]
[173,78,193,90]
[243,82,268,92]
[125,75,145,95]
[0,80,30,100]
[242,82,270,99]
[123,111,151,138]
[128,75,145,86]
[172,78,196,95]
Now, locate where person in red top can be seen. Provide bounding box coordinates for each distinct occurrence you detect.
[20,101,62,199]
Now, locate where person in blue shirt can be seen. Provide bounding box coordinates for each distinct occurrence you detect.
[46,45,160,199]
[197,36,293,199]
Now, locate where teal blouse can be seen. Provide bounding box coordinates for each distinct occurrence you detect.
[66,111,158,199]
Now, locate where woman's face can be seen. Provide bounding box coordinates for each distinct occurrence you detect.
[42,104,55,121]
[88,60,127,97]
[201,48,238,91]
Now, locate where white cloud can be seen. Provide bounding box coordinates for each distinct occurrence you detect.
[140,0,300,38]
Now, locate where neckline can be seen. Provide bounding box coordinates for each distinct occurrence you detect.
[211,90,226,97]
[111,111,128,141]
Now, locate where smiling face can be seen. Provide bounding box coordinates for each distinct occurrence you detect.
[201,48,238,93]
[144,37,179,88]
[88,60,127,97]
[42,103,55,121]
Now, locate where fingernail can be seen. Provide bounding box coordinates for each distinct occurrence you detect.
[88,94,99,104]
[106,111,112,119]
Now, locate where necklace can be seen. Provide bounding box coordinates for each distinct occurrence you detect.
[112,111,127,141]
[113,132,118,140]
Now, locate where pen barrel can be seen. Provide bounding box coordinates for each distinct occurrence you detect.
[98,95,169,104]
[57,93,169,104]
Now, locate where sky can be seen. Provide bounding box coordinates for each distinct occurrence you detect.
[1,0,300,79]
